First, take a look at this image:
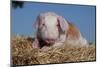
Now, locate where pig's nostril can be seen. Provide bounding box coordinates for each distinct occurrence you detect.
[45,38,56,44]
[46,39,50,41]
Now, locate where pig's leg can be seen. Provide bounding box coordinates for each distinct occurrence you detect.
[32,38,40,48]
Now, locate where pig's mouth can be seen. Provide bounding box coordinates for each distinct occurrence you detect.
[46,40,54,44]
[45,38,56,44]
[38,38,56,48]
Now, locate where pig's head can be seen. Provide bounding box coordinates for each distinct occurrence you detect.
[35,12,69,44]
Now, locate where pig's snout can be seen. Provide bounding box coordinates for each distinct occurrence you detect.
[45,38,56,44]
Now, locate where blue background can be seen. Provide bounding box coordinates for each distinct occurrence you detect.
[12,2,96,42]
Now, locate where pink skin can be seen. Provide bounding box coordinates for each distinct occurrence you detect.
[32,38,39,48]
[32,12,68,48]
[32,12,89,50]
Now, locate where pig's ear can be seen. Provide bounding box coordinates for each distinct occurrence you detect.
[57,16,69,32]
[34,14,45,29]
[33,15,40,29]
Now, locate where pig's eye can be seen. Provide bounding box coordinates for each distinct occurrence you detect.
[56,24,59,27]
[42,24,45,26]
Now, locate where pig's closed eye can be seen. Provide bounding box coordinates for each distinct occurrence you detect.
[56,24,60,27]
[42,24,45,26]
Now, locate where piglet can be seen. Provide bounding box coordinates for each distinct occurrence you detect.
[32,12,89,51]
